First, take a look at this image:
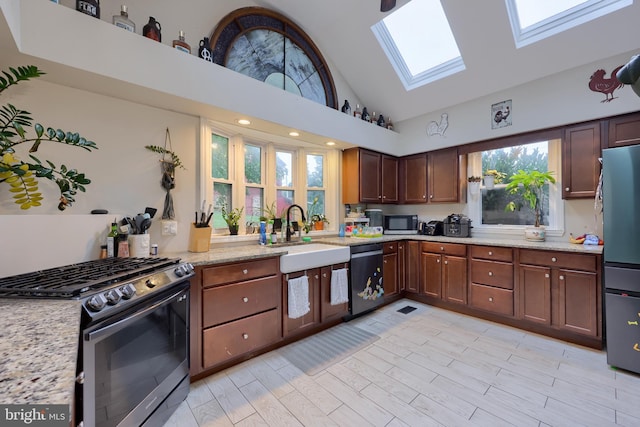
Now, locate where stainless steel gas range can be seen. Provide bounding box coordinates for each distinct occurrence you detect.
[0,257,194,427]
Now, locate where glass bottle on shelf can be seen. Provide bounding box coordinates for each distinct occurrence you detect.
[143,17,162,42]
[354,104,362,119]
[386,117,394,131]
[113,5,135,32]
[173,30,191,54]
[362,107,370,122]
[371,112,377,124]
[76,0,100,18]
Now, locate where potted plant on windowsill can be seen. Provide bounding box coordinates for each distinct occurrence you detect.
[220,204,244,235]
[504,169,556,241]
[483,169,506,189]
[468,176,482,195]
[311,213,329,230]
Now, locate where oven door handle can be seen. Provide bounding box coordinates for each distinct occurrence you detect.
[86,288,187,342]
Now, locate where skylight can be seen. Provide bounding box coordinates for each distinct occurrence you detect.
[372,0,465,91]
[507,0,632,48]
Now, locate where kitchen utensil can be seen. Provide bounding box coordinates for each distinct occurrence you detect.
[144,207,157,218]
[139,218,152,234]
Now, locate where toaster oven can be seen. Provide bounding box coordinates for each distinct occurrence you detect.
[423,220,444,236]
[443,214,472,237]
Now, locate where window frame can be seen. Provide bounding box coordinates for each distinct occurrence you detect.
[467,139,564,238]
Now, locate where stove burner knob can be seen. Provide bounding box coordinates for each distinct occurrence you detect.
[105,288,122,305]
[175,263,194,277]
[87,294,108,312]
[120,283,136,299]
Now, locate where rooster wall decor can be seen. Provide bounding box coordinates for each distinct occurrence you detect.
[589,65,624,102]
[427,113,449,137]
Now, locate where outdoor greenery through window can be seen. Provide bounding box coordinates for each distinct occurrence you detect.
[306,154,325,225]
[479,141,554,226]
[211,134,231,229]
[244,144,263,224]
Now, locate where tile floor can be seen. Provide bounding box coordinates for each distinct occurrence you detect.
[164,299,640,426]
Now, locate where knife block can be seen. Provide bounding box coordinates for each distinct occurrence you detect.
[188,223,211,252]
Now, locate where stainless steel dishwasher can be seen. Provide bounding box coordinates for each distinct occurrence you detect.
[349,243,384,317]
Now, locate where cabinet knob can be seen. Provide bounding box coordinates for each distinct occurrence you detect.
[437,259,440,263]
[323,273,327,278]
[390,245,394,250]
[242,297,249,303]
[444,260,448,265]
[551,257,557,263]
[440,246,444,251]
[315,274,319,279]
[430,195,433,199]
[383,195,386,199]
[384,260,387,264]
[489,297,494,302]
[488,251,493,256]
[422,195,426,199]
[565,187,570,192]
[243,269,248,274]
[488,271,493,276]
[545,273,550,278]
[242,333,249,340]
[559,275,565,281]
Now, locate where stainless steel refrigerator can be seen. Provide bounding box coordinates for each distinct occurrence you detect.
[603,144,640,374]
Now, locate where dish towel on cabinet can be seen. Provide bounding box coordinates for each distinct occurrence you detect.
[288,275,310,319]
[330,268,349,305]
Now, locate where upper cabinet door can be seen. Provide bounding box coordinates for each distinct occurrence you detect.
[608,112,640,148]
[358,149,382,203]
[400,154,427,203]
[563,122,602,199]
[428,148,461,203]
[381,155,398,203]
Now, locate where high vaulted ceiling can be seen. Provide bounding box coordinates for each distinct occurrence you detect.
[251,0,640,123]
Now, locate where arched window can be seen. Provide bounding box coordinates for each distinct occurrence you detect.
[210,7,338,109]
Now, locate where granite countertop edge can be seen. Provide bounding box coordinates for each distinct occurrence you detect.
[170,234,602,266]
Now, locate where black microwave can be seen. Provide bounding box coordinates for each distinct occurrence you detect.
[383,214,418,234]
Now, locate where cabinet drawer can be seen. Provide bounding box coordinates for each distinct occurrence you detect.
[470,259,514,289]
[383,242,398,254]
[202,309,281,368]
[470,245,513,262]
[203,276,280,328]
[421,242,467,256]
[469,283,514,316]
[202,257,279,288]
[519,249,596,271]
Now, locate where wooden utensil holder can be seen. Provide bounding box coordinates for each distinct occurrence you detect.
[188,224,211,252]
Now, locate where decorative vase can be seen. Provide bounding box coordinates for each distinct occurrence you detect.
[524,225,545,241]
[143,16,162,42]
[314,221,324,231]
[228,225,239,235]
[484,175,495,189]
[469,181,480,195]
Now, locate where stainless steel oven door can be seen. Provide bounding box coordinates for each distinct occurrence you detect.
[81,282,189,427]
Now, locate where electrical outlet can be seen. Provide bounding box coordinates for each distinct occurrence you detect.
[161,220,178,236]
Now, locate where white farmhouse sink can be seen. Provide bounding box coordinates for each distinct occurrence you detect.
[279,243,350,273]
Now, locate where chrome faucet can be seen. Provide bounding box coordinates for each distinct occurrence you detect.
[285,204,306,242]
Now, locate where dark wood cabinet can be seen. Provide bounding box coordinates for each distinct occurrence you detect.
[517,249,600,338]
[469,245,514,316]
[607,111,640,147]
[342,148,397,204]
[404,240,421,293]
[420,242,467,304]
[400,154,427,203]
[428,148,464,203]
[397,241,406,293]
[319,263,350,323]
[383,242,399,297]
[562,122,602,199]
[283,269,321,337]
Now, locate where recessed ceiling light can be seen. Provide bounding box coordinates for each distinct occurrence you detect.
[237,119,251,125]
[289,131,300,137]
[326,141,336,146]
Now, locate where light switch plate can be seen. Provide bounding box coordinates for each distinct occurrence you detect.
[161,220,178,236]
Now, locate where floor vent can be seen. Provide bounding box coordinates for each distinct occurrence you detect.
[397,305,417,314]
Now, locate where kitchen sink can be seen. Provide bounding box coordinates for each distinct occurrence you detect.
[278,243,350,273]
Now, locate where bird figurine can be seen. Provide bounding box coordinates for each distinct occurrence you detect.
[427,113,449,137]
[588,66,624,102]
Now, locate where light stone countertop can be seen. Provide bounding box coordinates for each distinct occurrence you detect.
[172,234,602,266]
[0,299,81,408]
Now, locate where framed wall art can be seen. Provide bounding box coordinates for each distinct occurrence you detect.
[491,99,512,129]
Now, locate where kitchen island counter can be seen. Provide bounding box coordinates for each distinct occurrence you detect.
[0,299,81,408]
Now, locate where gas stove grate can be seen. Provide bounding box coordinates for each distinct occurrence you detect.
[0,257,179,298]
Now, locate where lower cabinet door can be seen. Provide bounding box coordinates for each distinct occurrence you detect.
[421,252,442,298]
[558,268,598,336]
[520,264,552,325]
[443,255,467,304]
[202,309,281,368]
[469,283,514,316]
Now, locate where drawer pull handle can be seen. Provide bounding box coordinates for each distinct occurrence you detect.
[545,273,550,278]
[559,275,564,280]
[440,246,444,251]
[243,269,248,274]
[243,297,249,303]
[489,297,494,302]
[242,333,249,340]
[488,251,493,256]
[551,257,557,263]
[488,272,493,276]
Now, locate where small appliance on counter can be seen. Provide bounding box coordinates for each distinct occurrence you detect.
[364,209,383,228]
[383,214,418,234]
[443,213,472,237]
[422,220,444,236]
